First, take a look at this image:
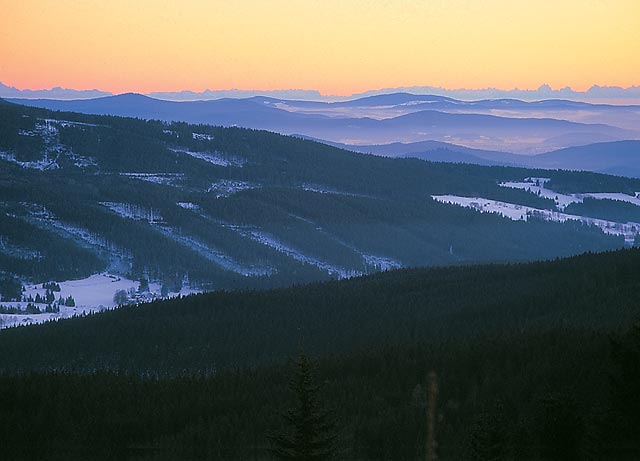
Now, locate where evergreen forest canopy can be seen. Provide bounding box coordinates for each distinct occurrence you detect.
[1,99,639,292]
[0,249,639,459]
[1,99,640,458]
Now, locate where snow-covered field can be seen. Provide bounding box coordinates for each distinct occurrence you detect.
[581,193,640,206]
[499,178,640,210]
[432,195,640,244]
[0,273,201,329]
[499,178,580,210]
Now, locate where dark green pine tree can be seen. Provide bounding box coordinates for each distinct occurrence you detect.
[269,353,338,460]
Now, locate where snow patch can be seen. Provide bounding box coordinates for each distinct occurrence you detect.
[192,132,215,141]
[361,254,402,271]
[177,202,200,211]
[581,193,640,207]
[499,178,640,211]
[0,151,59,171]
[1,273,204,329]
[120,172,185,186]
[432,195,640,244]
[300,183,361,197]
[18,203,127,262]
[153,225,272,276]
[207,180,258,197]
[241,230,359,278]
[170,147,245,167]
[43,119,99,128]
[100,202,164,223]
[499,178,580,210]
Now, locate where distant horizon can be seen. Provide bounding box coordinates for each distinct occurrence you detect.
[3,81,640,105]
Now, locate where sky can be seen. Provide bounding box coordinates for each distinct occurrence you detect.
[1,0,639,96]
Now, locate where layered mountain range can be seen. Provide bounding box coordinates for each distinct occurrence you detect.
[10,92,640,157]
[2,98,639,295]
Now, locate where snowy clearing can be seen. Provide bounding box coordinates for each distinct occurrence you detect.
[499,178,580,210]
[0,273,200,329]
[432,195,640,244]
[580,193,640,207]
[499,178,640,211]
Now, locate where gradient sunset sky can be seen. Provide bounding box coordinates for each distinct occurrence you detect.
[2,0,639,95]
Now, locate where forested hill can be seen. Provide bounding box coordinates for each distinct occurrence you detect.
[2,248,639,374]
[1,249,640,459]
[1,99,638,291]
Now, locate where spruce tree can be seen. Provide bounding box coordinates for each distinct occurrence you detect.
[269,353,337,460]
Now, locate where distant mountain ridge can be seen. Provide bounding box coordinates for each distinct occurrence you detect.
[9,93,638,154]
[4,81,640,102]
[298,137,640,177]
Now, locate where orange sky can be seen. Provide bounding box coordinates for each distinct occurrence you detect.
[1,0,639,95]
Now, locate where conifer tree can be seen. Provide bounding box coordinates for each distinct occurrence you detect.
[269,353,338,460]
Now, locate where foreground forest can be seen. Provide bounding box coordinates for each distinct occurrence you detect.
[1,249,639,459]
